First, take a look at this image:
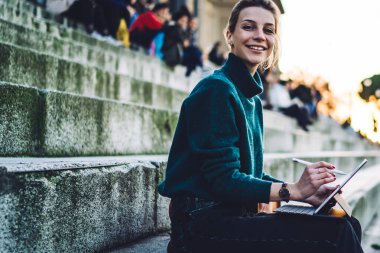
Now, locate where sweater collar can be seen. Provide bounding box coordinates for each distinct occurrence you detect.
[221,53,263,98]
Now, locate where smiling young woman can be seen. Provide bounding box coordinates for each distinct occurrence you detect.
[226,6,276,73]
[158,0,363,252]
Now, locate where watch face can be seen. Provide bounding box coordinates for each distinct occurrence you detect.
[279,187,290,200]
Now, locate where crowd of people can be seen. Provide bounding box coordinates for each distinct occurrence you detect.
[261,68,322,131]
[29,0,225,77]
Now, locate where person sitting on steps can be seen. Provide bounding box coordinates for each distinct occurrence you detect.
[158,0,363,252]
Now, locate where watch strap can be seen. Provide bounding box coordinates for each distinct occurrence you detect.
[279,182,290,202]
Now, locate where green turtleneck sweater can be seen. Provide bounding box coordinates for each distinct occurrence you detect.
[158,53,282,204]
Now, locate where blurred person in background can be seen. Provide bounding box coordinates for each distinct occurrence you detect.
[182,14,204,76]
[267,71,312,131]
[291,83,321,120]
[161,9,189,67]
[129,2,170,51]
[208,41,226,66]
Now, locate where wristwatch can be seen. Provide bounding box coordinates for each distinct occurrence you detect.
[279,182,290,202]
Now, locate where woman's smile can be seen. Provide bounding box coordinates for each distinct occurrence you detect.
[246,44,267,52]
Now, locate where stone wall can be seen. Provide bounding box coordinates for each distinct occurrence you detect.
[1,154,379,253]
[0,160,169,252]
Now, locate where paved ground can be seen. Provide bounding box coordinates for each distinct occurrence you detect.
[105,233,170,253]
[363,211,380,253]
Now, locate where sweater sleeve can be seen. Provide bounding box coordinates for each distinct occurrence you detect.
[185,80,273,204]
[262,172,283,183]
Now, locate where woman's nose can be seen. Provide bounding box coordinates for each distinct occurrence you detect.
[253,29,265,41]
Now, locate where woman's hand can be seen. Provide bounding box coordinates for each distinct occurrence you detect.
[304,184,339,206]
[294,161,336,201]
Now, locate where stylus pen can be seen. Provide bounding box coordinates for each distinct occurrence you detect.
[292,158,347,175]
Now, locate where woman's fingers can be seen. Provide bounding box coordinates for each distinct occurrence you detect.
[311,170,336,181]
[309,171,336,190]
[318,177,336,184]
[307,161,335,170]
[308,177,335,191]
[297,161,337,201]
[307,165,336,178]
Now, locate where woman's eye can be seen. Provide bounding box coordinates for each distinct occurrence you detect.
[242,25,255,30]
[264,28,274,34]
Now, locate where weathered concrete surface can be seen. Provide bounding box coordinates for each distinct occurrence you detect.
[0,155,168,173]
[42,91,178,156]
[2,82,379,157]
[0,42,188,111]
[0,83,42,156]
[0,83,179,156]
[0,160,170,253]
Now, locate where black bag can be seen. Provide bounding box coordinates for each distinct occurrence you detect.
[163,43,183,67]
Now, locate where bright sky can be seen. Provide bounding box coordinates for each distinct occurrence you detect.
[279,0,380,94]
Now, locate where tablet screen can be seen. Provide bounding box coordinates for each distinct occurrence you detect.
[314,159,367,214]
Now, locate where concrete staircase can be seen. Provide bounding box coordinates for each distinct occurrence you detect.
[0,0,192,157]
[1,0,380,252]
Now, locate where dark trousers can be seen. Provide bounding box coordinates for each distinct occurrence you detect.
[168,197,363,253]
[280,104,311,131]
[182,45,203,77]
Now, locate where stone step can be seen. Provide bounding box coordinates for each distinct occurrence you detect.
[1,1,373,154]
[0,41,188,111]
[339,164,380,229]
[265,127,370,152]
[0,0,200,91]
[0,15,171,87]
[0,82,178,156]
[0,16,133,75]
[263,110,374,152]
[0,156,171,253]
[0,0,123,54]
[2,155,375,253]
[1,81,377,157]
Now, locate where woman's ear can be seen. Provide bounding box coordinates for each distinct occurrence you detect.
[226,30,233,47]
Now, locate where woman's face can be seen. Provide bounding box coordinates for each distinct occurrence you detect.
[227,7,275,74]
